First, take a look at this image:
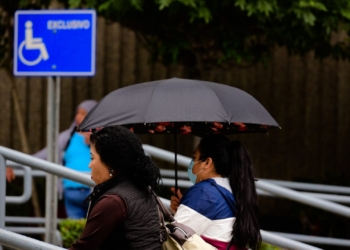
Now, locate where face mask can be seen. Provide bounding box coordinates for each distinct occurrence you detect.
[187,160,204,184]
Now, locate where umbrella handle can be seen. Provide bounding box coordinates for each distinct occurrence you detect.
[174,127,178,196]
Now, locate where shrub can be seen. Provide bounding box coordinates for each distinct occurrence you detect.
[260,242,283,250]
[59,218,86,248]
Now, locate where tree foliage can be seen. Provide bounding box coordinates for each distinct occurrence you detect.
[1,0,350,70]
[66,0,350,69]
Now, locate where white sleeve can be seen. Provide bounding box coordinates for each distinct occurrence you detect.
[174,204,212,235]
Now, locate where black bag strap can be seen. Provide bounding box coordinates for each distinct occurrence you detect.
[149,188,176,243]
[155,199,167,242]
[150,188,175,222]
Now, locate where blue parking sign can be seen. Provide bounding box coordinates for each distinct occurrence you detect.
[14,10,96,76]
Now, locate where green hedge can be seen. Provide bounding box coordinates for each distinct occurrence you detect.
[59,219,86,248]
[260,242,283,250]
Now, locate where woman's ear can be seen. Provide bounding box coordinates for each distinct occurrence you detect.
[204,157,213,169]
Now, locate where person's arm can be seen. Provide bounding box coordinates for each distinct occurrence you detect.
[69,194,127,250]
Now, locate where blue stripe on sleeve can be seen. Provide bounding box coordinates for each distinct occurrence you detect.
[180,179,236,220]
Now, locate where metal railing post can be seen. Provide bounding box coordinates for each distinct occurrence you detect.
[0,155,5,250]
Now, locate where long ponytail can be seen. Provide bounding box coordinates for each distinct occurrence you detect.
[229,141,261,249]
[198,135,261,249]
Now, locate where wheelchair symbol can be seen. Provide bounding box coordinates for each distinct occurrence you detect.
[18,20,49,66]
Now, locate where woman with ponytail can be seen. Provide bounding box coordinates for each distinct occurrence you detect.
[70,126,162,250]
[170,134,261,250]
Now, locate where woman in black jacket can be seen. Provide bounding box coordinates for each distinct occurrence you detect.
[70,126,162,250]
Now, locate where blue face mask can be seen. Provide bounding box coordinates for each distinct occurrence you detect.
[187,160,203,184]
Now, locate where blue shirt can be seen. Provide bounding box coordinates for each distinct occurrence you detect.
[62,132,91,189]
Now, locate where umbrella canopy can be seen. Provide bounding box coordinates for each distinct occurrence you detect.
[78,78,279,134]
[78,78,279,191]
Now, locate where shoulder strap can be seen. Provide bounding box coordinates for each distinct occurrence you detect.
[149,188,175,222]
[155,199,167,242]
[148,188,175,243]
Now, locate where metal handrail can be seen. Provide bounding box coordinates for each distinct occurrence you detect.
[260,180,350,195]
[159,169,350,195]
[9,158,333,208]
[256,181,350,217]
[160,176,350,204]
[4,227,63,246]
[257,190,350,204]
[269,232,350,247]
[142,145,350,218]
[0,147,93,250]
[9,165,350,205]
[0,146,94,187]
[0,227,322,250]
[5,216,59,224]
[0,228,65,250]
[260,231,321,250]
[160,170,350,204]
[0,145,334,250]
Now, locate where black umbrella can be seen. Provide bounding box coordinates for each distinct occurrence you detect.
[78,78,279,189]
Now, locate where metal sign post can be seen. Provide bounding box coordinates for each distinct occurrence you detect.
[13,10,96,244]
[45,76,60,244]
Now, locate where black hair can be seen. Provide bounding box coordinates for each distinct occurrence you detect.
[90,126,161,190]
[198,134,261,250]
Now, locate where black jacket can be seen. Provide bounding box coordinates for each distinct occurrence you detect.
[87,176,161,250]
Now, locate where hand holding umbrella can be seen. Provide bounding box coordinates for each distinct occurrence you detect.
[170,187,183,213]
